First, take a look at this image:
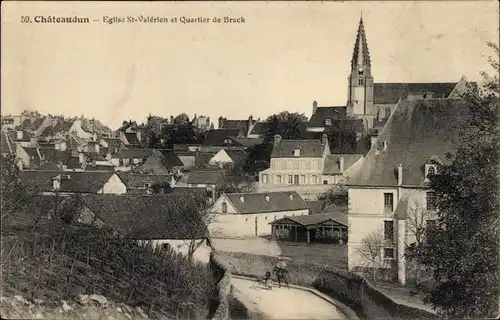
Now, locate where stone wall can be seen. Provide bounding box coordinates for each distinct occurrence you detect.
[208,250,232,320]
[219,251,437,320]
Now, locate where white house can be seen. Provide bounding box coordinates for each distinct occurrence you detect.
[345,97,471,284]
[79,194,211,263]
[209,191,310,238]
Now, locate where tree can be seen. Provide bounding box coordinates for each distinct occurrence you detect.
[0,155,37,224]
[318,184,348,210]
[265,111,308,140]
[355,229,388,282]
[407,42,499,318]
[324,120,359,153]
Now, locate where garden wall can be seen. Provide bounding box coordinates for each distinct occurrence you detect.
[219,251,437,320]
[208,250,232,320]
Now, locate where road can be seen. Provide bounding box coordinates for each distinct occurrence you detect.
[230,277,351,320]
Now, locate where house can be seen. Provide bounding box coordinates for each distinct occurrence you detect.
[130,149,178,175]
[118,172,176,194]
[19,170,127,195]
[185,170,224,201]
[258,134,353,200]
[247,121,270,138]
[79,194,211,263]
[209,191,310,238]
[7,129,37,147]
[203,129,244,146]
[345,97,470,285]
[270,210,348,244]
[192,114,212,131]
[208,148,247,168]
[119,131,142,147]
[217,116,258,137]
[110,148,154,171]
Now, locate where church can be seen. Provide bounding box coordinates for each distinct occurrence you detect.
[307,16,473,134]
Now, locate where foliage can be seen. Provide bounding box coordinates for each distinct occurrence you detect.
[324,120,359,153]
[265,111,308,140]
[1,223,213,319]
[0,155,37,224]
[355,229,390,282]
[150,181,172,194]
[318,184,348,208]
[407,42,500,318]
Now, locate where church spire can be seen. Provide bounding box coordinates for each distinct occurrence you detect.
[350,16,371,71]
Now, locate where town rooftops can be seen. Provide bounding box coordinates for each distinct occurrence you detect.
[373,82,459,105]
[82,194,207,240]
[187,170,224,185]
[202,129,243,146]
[347,98,471,187]
[19,170,120,193]
[112,148,154,159]
[308,106,347,127]
[117,172,173,189]
[223,191,309,214]
[249,122,269,136]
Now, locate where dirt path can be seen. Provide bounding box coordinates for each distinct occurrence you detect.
[230,277,350,320]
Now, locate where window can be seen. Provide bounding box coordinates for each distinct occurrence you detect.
[288,175,293,184]
[426,192,436,210]
[276,175,282,184]
[312,175,318,184]
[384,220,394,242]
[262,174,268,184]
[222,202,228,213]
[294,149,301,157]
[325,118,332,126]
[383,193,394,212]
[358,78,364,85]
[383,247,395,259]
[323,180,328,185]
[300,175,305,184]
[144,183,150,189]
[427,166,436,177]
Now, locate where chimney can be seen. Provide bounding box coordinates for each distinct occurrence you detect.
[95,144,100,154]
[218,116,224,129]
[16,130,23,140]
[397,163,403,186]
[239,195,245,203]
[273,134,282,146]
[339,156,345,173]
[289,193,293,200]
[265,195,270,202]
[321,133,328,145]
[78,152,85,164]
[312,100,318,115]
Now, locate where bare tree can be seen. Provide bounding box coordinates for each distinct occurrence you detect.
[355,229,388,281]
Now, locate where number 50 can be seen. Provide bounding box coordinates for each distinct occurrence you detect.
[21,16,30,23]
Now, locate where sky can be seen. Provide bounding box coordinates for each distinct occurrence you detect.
[2,1,499,130]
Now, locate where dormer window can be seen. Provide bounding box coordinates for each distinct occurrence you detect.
[358,78,364,85]
[325,118,332,126]
[425,164,437,181]
[293,149,301,157]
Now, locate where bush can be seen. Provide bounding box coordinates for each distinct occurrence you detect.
[1,222,214,319]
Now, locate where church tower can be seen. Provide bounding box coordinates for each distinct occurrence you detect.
[347,16,374,120]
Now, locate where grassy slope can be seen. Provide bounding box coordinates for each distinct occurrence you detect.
[1,221,214,319]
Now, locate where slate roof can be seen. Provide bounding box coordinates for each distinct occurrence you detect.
[53,120,74,133]
[117,172,172,189]
[228,137,264,147]
[19,170,120,193]
[249,122,270,136]
[171,186,210,199]
[347,98,470,187]
[65,135,86,149]
[104,138,123,151]
[9,130,33,142]
[224,149,247,163]
[373,82,457,104]
[157,149,184,167]
[271,139,327,158]
[271,211,348,227]
[112,148,154,159]
[308,106,347,127]
[38,148,73,164]
[195,152,216,167]
[323,154,364,175]
[187,170,224,185]
[203,129,242,146]
[220,119,250,136]
[81,194,207,240]
[223,191,309,214]
[124,132,140,145]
